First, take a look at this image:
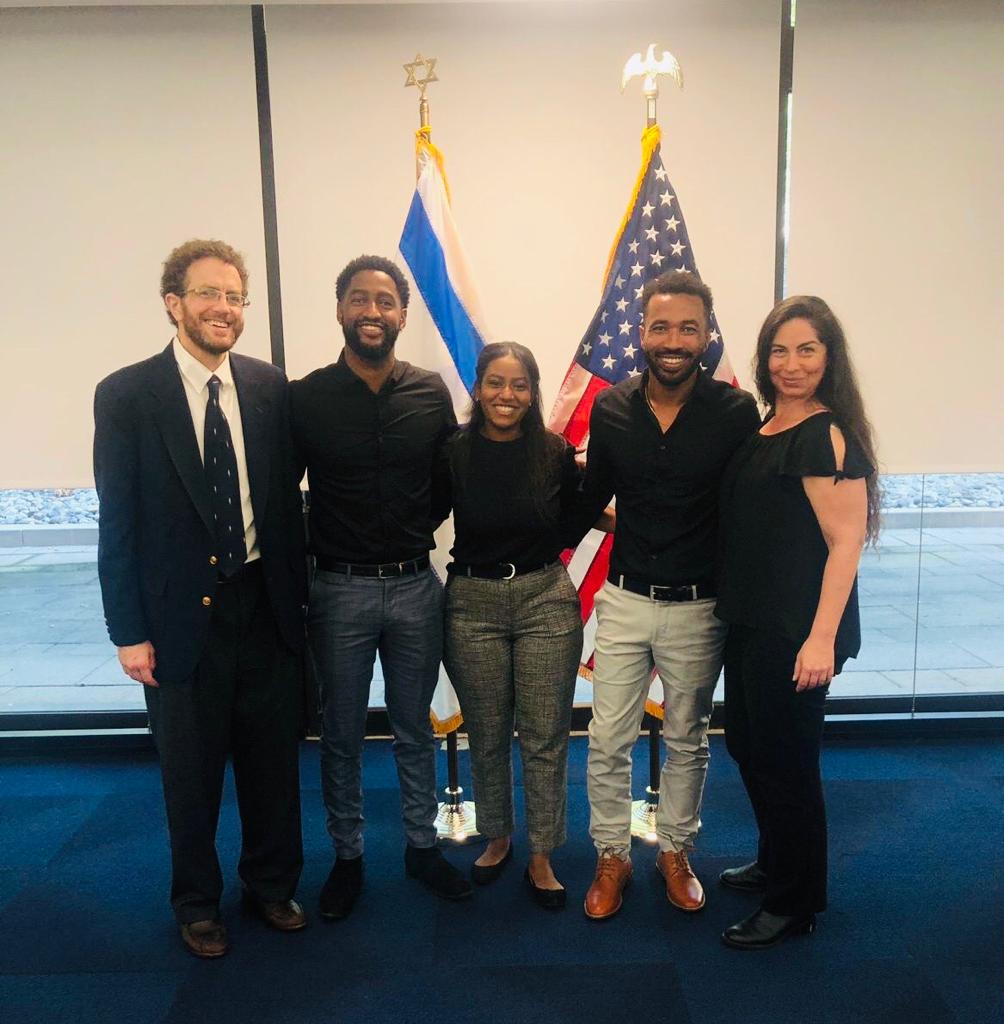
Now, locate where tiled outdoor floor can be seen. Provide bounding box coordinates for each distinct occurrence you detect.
[1,528,1002,714]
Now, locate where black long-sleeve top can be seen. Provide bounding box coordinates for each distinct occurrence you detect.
[447,430,587,567]
[576,369,761,587]
[289,353,457,563]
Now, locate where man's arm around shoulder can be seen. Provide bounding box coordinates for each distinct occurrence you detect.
[430,373,459,527]
[731,385,762,437]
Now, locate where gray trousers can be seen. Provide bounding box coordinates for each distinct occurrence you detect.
[443,564,583,854]
[587,583,727,856]
[308,567,443,858]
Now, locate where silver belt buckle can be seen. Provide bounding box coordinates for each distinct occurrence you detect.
[501,563,516,580]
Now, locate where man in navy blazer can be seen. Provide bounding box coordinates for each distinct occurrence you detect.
[93,239,307,958]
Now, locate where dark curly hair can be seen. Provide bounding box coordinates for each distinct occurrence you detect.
[160,239,248,326]
[754,295,881,545]
[641,270,713,323]
[335,255,410,308]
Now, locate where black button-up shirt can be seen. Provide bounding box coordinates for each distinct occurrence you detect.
[289,353,457,563]
[578,369,760,586]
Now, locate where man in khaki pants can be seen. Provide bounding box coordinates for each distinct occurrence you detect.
[577,271,759,919]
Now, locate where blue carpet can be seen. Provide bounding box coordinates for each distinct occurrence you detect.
[0,736,1001,1024]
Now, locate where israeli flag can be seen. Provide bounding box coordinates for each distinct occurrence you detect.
[400,140,489,414]
[399,138,490,732]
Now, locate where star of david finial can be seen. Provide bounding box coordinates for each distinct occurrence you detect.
[403,53,439,98]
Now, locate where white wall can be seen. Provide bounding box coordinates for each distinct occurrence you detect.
[5,0,1000,485]
[787,0,1004,474]
[266,0,780,406]
[0,6,269,487]
[1,0,780,488]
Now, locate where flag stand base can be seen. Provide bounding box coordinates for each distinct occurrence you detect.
[436,785,480,843]
[436,728,479,842]
[630,787,660,843]
[630,716,662,842]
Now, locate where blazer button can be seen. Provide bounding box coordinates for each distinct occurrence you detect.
[202,596,212,607]
[209,555,218,566]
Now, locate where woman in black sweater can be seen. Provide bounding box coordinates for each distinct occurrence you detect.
[443,342,608,909]
[716,296,879,949]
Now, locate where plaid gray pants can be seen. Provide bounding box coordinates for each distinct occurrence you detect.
[443,564,583,854]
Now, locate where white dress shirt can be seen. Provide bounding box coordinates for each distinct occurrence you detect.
[172,338,259,563]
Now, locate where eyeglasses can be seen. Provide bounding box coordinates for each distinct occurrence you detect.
[183,287,250,308]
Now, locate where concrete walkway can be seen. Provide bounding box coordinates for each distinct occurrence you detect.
[1,527,1002,714]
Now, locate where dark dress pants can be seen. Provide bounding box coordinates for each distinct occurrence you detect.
[723,624,829,916]
[309,568,443,858]
[144,563,303,924]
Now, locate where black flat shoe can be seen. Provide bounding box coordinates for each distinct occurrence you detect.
[524,867,566,911]
[471,842,513,886]
[719,861,768,893]
[722,909,816,950]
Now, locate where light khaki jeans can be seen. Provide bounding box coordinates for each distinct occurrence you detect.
[586,582,727,857]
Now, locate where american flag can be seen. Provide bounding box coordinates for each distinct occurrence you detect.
[548,124,737,707]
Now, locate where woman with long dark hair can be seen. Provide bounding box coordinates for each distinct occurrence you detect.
[443,341,609,909]
[715,296,878,949]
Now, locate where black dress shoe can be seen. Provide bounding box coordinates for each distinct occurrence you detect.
[405,845,474,900]
[471,842,513,885]
[722,909,816,950]
[524,867,566,911]
[319,855,364,920]
[719,861,768,892]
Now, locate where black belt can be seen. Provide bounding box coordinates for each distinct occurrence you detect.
[448,560,559,581]
[217,558,262,585]
[315,554,430,578]
[609,572,715,603]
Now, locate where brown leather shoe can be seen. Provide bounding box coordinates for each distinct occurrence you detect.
[243,891,308,931]
[583,852,632,919]
[180,918,228,959]
[656,849,705,912]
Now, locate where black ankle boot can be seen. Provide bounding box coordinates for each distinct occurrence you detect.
[405,844,473,900]
[722,909,816,950]
[319,855,363,920]
[719,861,768,892]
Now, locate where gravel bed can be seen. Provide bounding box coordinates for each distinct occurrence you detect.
[2,475,1003,525]
[1,489,100,526]
[880,474,1004,510]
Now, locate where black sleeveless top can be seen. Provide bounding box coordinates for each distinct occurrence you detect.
[715,411,873,661]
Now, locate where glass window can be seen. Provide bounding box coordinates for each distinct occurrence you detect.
[0,488,144,714]
[915,474,1004,700]
[847,474,924,701]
